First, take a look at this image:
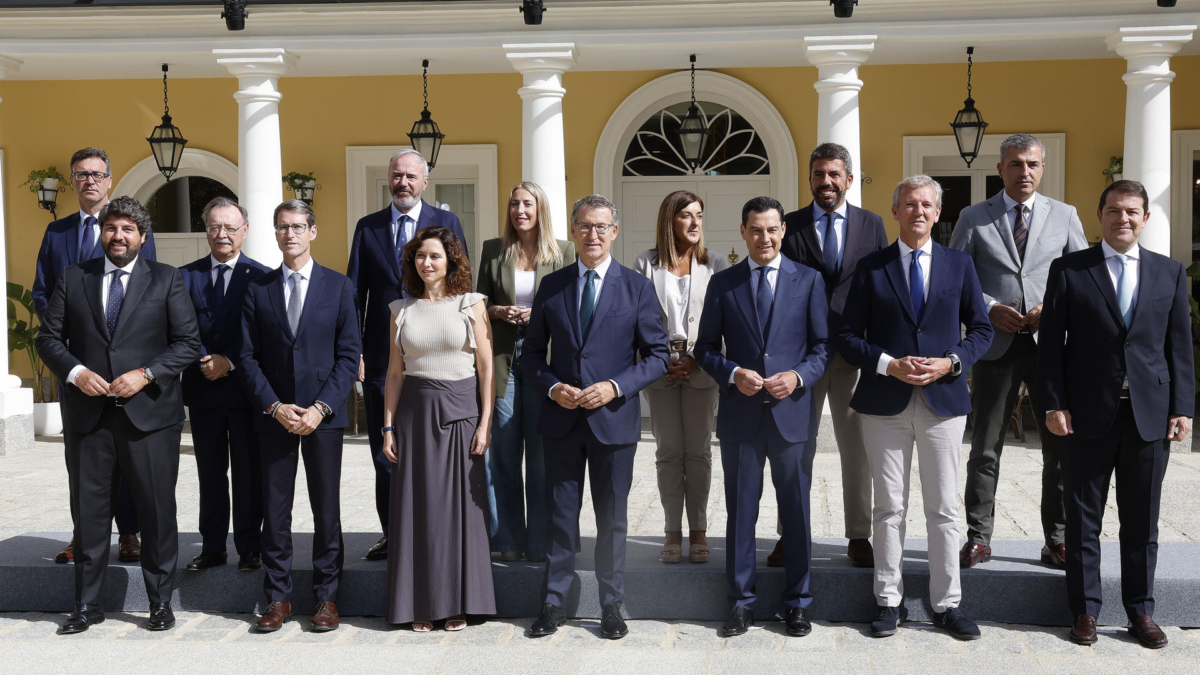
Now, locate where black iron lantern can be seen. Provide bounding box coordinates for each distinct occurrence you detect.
[950,47,988,168]
[147,64,188,181]
[407,59,446,169]
[677,55,709,172]
[34,179,64,217]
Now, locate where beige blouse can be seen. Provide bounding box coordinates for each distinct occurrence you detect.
[390,292,486,381]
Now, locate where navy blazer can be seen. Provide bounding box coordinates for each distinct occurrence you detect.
[838,241,994,417]
[237,261,362,430]
[1038,245,1194,441]
[694,256,831,444]
[32,211,158,322]
[520,259,670,446]
[346,201,468,371]
[180,254,272,410]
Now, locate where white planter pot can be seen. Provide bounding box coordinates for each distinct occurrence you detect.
[34,401,62,436]
[40,178,60,190]
[1111,172,1123,183]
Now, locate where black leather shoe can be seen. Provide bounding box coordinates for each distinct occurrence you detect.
[186,550,227,571]
[59,603,104,634]
[365,536,388,561]
[722,606,754,637]
[932,607,980,640]
[601,602,628,639]
[870,605,907,637]
[238,552,262,571]
[148,602,175,631]
[785,607,811,636]
[529,603,567,637]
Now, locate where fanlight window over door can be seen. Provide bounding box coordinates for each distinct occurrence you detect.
[622,101,770,177]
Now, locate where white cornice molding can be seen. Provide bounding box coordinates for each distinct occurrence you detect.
[0,55,21,78]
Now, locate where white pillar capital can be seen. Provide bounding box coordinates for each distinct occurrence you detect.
[804,35,877,69]
[805,36,876,207]
[214,48,298,79]
[1108,25,1194,88]
[503,43,577,77]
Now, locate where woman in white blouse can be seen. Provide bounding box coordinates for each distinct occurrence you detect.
[634,190,730,564]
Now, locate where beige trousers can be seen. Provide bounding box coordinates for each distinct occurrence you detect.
[644,381,717,532]
[860,387,965,612]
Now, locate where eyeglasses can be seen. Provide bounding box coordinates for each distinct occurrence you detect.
[205,224,245,235]
[274,224,310,235]
[71,171,111,182]
[576,223,614,235]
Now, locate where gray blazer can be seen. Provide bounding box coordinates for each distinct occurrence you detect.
[634,248,730,390]
[949,191,1088,361]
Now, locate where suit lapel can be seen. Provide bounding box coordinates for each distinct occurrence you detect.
[112,258,151,337]
[295,263,326,340]
[1128,250,1158,330]
[534,258,554,295]
[689,258,710,320]
[1025,196,1050,256]
[729,261,762,348]
[585,261,621,341]
[83,262,109,339]
[191,258,214,317]
[65,214,82,265]
[765,259,800,347]
[369,208,402,283]
[501,253,517,306]
[214,259,254,326]
[563,268,582,346]
[268,269,294,341]
[841,206,863,281]
[652,264,669,317]
[883,244,919,326]
[987,194,1022,268]
[920,245,947,327]
[1086,246,1125,329]
[799,206,823,272]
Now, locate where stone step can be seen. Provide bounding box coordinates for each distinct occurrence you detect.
[3,532,1197,627]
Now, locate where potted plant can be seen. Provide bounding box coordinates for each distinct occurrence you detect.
[8,282,60,434]
[1103,156,1123,185]
[19,166,68,215]
[283,171,319,205]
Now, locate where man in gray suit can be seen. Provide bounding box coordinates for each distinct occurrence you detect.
[949,133,1088,569]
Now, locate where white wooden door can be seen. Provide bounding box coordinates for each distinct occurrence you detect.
[154,233,207,269]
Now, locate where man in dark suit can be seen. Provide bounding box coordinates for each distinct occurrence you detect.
[345,148,467,561]
[522,194,669,640]
[1038,180,1193,649]
[32,148,158,565]
[239,200,361,634]
[839,175,993,641]
[779,142,888,569]
[36,196,201,634]
[180,197,272,573]
[696,196,830,639]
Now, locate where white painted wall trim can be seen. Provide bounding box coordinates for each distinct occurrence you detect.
[902,133,1067,202]
[593,70,799,212]
[1172,129,1200,266]
[345,144,499,262]
[112,148,240,205]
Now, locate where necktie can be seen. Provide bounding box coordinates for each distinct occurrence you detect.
[822,213,840,273]
[287,273,305,336]
[579,269,599,341]
[106,270,125,335]
[79,216,98,264]
[1115,254,1134,327]
[910,250,925,321]
[1012,205,1028,263]
[395,215,411,260]
[210,264,230,314]
[755,265,774,338]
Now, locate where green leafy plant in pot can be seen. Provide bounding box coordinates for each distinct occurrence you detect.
[8,282,57,403]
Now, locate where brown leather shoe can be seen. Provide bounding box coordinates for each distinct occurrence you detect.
[1041,543,1066,569]
[117,534,141,563]
[959,542,991,568]
[55,538,74,564]
[847,538,874,568]
[1069,613,1098,645]
[311,601,339,632]
[256,601,292,632]
[766,539,784,567]
[1129,615,1168,649]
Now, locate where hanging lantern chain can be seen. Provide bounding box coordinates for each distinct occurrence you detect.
[422,59,430,112]
[689,54,697,105]
[965,47,974,100]
[162,64,170,116]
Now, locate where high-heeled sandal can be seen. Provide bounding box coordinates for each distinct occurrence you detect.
[660,542,683,564]
[688,541,710,564]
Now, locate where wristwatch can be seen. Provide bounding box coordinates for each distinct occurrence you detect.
[944,351,962,377]
[140,367,155,383]
[314,400,334,418]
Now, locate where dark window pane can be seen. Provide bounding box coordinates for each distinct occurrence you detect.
[930,175,972,246]
[146,176,237,234]
[986,175,1005,200]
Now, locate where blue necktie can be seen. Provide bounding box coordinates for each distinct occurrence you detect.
[755,266,774,338]
[79,216,98,264]
[579,269,599,341]
[106,270,125,335]
[909,250,925,321]
[395,215,411,259]
[822,212,840,273]
[210,264,230,314]
[1115,253,1134,327]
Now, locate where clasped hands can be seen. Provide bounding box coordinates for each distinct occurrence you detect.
[886,356,952,385]
[199,354,232,380]
[666,355,699,385]
[990,302,1042,333]
[552,381,617,410]
[734,368,798,399]
[273,403,324,436]
[489,304,531,326]
[76,369,149,398]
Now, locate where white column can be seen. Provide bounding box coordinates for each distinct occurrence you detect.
[0,54,34,453]
[215,48,297,268]
[504,43,576,239]
[805,35,876,208]
[1107,26,1195,256]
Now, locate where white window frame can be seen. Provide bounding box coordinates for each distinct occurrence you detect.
[1171,129,1200,266]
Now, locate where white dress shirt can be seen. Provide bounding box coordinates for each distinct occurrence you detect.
[513,269,537,308]
[877,238,933,376]
[210,251,241,293]
[812,201,848,262]
[67,255,138,387]
[730,254,802,388]
[550,255,622,399]
[391,200,424,246]
[282,256,316,309]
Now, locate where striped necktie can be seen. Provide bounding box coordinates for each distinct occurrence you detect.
[1012,204,1028,263]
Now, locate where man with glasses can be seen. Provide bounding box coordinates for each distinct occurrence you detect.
[238,200,361,633]
[179,197,272,573]
[32,148,158,566]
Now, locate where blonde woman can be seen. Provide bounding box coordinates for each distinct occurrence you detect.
[476,182,576,562]
[634,190,729,564]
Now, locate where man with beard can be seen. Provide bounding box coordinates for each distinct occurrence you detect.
[346,149,467,561]
[777,143,889,569]
[36,196,201,634]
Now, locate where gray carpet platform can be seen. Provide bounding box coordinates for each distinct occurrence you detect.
[3,532,1198,627]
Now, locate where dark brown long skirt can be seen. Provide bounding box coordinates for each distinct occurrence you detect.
[386,375,496,624]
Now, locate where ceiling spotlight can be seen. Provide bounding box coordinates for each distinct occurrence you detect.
[831,0,858,18]
[222,0,247,31]
[520,0,545,26]
[1158,0,1178,6]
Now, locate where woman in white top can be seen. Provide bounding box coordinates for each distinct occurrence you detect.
[381,226,495,632]
[634,190,730,565]
[475,182,575,562]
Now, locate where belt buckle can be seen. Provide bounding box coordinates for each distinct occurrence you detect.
[669,339,687,352]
